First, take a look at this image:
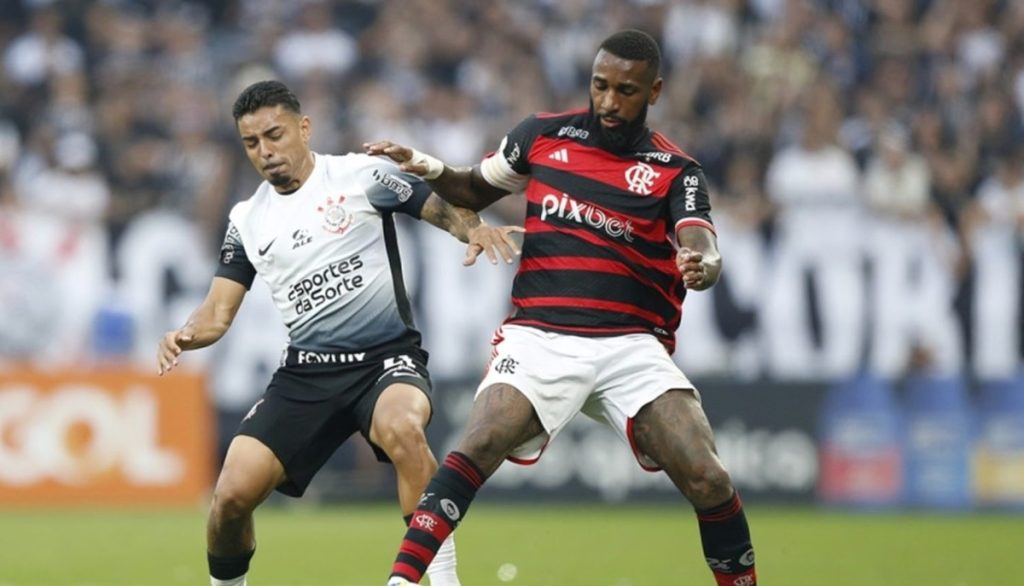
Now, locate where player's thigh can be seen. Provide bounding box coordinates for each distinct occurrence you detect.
[473,325,595,468]
[214,435,287,508]
[586,333,702,468]
[459,382,546,476]
[632,389,720,478]
[368,382,432,450]
[357,348,433,459]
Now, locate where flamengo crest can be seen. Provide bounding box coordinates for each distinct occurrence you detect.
[625,161,661,195]
[317,195,353,234]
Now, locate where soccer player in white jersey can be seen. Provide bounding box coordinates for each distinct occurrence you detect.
[156,80,522,586]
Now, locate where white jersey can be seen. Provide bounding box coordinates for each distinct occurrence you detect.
[216,152,433,351]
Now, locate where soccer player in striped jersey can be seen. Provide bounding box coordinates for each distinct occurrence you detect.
[157,80,522,586]
[366,30,757,586]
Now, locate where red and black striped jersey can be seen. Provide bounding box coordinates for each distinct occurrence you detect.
[479,109,715,353]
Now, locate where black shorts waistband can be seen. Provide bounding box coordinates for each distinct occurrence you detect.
[282,342,426,368]
[282,348,375,367]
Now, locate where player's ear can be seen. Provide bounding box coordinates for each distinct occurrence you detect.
[300,115,312,144]
[649,77,663,106]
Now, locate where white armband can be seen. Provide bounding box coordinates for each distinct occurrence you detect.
[408,148,445,180]
[480,152,529,193]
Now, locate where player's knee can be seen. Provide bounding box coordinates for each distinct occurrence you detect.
[210,482,259,521]
[374,412,428,462]
[682,460,734,507]
[459,424,514,466]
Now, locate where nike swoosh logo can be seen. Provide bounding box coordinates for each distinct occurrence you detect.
[258,238,276,256]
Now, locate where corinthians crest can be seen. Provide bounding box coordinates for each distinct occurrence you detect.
[317,195,353,234]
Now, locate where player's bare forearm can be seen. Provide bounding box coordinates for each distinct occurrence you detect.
[429,165,509,212]
[676,225,722,290]
[157,278,245,375]
[176,307,230,350]
[420,194,525,266]
[420,194,482,243]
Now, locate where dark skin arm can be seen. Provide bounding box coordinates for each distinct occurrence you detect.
[418,193,524,265]
[363,141,509,212]
[676,225,722,290]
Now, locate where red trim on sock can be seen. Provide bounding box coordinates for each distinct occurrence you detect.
[400,540,436,564]
[444,453,483,487]
[697,493,743,523]
[713,568,756,586]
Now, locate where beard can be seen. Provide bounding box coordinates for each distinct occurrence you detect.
[267,172,292,187]
[590,101,649,154]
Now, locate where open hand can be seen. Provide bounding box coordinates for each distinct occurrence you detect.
[465,224,525,266]
[363,140,430,177]
[157,325,195,375]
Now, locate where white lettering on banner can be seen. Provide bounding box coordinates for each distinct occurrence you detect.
[480,418,817,499]
[0,385,184,487]
[709,420,818,491]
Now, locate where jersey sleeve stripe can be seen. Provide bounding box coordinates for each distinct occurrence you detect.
[535,107,589,119]
[674,217,717,236]
[651,132,688,158]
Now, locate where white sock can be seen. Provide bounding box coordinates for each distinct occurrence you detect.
[211,575,246,586]
[424,534,459,586]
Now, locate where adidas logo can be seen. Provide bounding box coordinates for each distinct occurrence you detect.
[548,148,569,163]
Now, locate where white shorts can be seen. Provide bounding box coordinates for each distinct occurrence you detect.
[477,324,698,470]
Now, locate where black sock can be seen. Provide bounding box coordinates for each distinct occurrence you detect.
[391,451,484,583]
[696,492,757,585]
[208,548,255,581]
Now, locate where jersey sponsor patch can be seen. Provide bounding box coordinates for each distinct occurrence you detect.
[220,224,242,264]
[371,168,414,202]
[682,173,699,211]
[538,191,635,242]
[286,254,365,316]
[557,125,590,139]
[637,150,672,163]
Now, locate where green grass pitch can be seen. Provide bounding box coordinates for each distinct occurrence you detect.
[0,503,1016,585]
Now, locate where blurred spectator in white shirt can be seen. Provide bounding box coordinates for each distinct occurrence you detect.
[964,148,1024,379]
[864,123,963,376]
[5,131,110,365]
[764,81,865,379]
[273,1,358,81]
[3,5,83,87]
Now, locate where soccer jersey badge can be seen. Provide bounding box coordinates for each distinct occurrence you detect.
[317,195,353,234]
[624,161,661,195]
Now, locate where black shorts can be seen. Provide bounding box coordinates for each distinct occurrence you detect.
[235,344,432,497]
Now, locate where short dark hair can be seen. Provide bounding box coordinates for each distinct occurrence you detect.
[599,29,661,77]
[232,80,301,122]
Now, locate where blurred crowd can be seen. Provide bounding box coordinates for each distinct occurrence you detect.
[0,0,1022,395]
